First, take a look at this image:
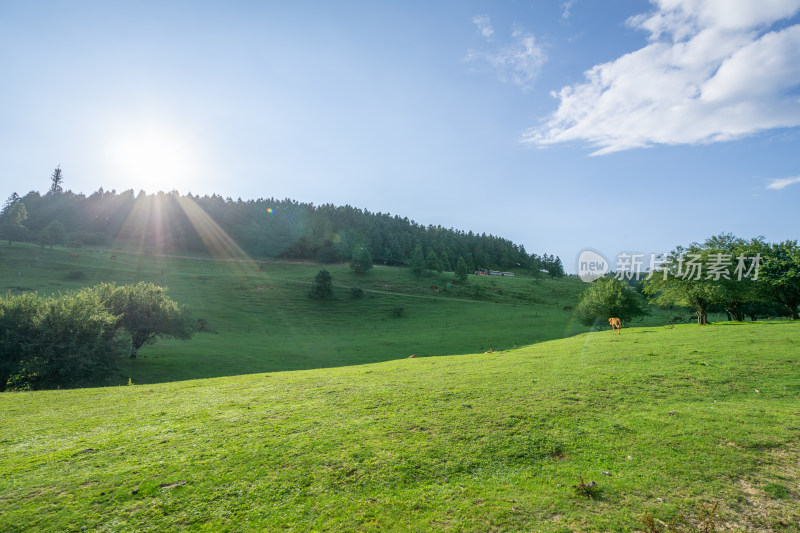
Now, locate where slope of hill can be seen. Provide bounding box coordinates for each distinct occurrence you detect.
[2,321,798,531]
[1,243,598,385]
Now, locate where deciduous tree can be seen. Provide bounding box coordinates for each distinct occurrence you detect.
[758,240,800,320]
[94,282,194,358]
[38,220,67,249]
[575,276,647,327]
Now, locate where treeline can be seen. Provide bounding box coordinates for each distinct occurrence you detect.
[641,234,800,322]
[0,171,565,276]
[574,234,800,328]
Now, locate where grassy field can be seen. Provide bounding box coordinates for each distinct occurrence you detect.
[3,243,796,531]
[0,243,676,385]
[1,321,798,531]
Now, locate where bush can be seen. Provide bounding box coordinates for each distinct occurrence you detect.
[65,270,87,280]
[0,290,124,391]
[391,305,405,317]
[350,286,364,299]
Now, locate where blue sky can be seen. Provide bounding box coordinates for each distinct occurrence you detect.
[2,0,799,271]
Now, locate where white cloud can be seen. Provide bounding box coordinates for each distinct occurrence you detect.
[766,176,800,189]
[561,0,576,20]
[472,14,494,39]
[466,24,547,90]
[524,0,800,154]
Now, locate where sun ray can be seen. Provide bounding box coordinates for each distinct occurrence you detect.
[175,196,251,262]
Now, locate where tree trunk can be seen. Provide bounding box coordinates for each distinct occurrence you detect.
[695,308,708,325]
[724,303,745,321]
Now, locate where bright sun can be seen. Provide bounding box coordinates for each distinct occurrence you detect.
[105,123,198,194]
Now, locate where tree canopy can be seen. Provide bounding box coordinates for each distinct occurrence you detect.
[93,282,194,358]
[642,234,796,323]
[758,240,800,320]
[575,276,647,327]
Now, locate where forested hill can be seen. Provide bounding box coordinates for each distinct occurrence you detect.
[2,187,565,275]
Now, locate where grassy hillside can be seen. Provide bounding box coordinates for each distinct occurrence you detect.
[2,321,799,531]
[0,243,618,385]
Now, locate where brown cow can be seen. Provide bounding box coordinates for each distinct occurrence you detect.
[563,306,573,312]
[608,317,621,335]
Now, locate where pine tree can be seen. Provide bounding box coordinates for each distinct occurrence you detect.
[350,246,373,274]
[456,256,469,283]
[2,192,20,212]
[440,250,451,272]
[49,166,64,194]
[426,250,441,274]
[0,198,28,246]
[409,244,425,278]
[310,269,334,301]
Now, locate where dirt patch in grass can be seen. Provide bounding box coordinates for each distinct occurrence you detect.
[718,444,800,531]
[158,481,187,490]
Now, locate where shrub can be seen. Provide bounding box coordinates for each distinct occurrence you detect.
[0,290,124,391]
[350,286,364,299]
[65,270,87,280]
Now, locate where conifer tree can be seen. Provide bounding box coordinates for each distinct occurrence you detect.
[49,166,64,194]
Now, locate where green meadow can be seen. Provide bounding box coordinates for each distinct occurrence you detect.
[1,244,798,531]
[1,244,600,385]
